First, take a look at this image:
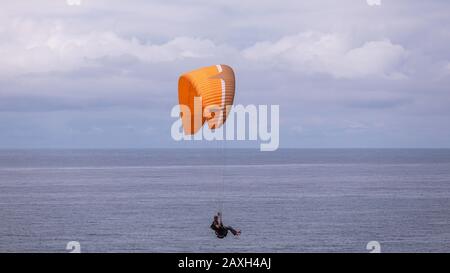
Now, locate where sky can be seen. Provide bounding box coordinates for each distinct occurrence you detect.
[0,0,450,148]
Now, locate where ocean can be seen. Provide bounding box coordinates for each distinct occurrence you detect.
[1,149,450,253]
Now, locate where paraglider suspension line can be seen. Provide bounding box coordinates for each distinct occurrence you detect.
[220,136,226,214]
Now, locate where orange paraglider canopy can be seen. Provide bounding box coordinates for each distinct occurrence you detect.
[178,64,235,135]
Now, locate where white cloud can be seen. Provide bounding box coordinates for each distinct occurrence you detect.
[0,19,409,80]
[366,0,381,6]
[66,0,82,6]
[0,19,220,76]
[242,32,408,79]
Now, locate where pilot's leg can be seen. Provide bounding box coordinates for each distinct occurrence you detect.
[226,226,239,236]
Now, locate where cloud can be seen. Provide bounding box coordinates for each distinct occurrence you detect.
[1,1,450,148]
[242,32,408,79]
[366,0,382,6]
[0,18,222,77]
[0,19,409,80]
[344,97,412,109]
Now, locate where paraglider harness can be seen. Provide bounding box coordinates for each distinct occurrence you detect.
[210,221,228,239]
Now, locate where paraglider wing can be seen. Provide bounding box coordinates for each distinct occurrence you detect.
[178,64,235,135]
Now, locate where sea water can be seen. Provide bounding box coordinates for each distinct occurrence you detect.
[1,149,450,252]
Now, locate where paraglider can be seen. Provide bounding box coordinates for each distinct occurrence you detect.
[178,64,240,238]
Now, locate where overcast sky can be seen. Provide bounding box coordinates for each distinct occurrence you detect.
[1,0,450,148]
